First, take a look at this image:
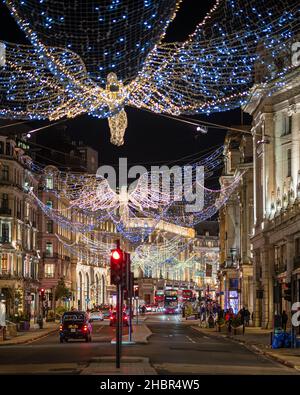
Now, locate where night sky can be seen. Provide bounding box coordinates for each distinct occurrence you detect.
[0,1,251,176]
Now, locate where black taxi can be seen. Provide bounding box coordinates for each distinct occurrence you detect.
[59,311,92,343]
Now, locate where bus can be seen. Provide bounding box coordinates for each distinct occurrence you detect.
[181,289,193,303]
[164,289,179,314]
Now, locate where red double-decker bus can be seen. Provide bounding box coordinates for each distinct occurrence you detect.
[181,289,193,303]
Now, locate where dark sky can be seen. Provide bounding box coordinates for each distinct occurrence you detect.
[0,1,251,175]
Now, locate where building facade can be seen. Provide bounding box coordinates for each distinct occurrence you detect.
[219,128,254,314]
[0,136,40,320]
[243,65,300,328]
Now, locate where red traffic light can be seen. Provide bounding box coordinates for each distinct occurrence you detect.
[111,250,121,260]
[110,248,124,285]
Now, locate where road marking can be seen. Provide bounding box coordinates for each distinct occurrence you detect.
[186,336,196,343]
[203,336,209,339]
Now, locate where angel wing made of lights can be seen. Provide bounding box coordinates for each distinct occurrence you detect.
[1,0,299,145]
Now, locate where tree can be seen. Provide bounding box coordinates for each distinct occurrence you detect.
[55,278,70,304]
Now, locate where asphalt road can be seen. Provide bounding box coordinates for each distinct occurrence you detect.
[0,314,298,375]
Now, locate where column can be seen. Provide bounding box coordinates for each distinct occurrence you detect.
[261,246,274,329]
[252,250,261,327]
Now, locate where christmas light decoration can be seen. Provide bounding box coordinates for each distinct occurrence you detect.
[26,146,241,243]
[0,1,298,145]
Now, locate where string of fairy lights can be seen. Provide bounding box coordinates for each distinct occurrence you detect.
[26,145,243,244]
[0,0,299,145]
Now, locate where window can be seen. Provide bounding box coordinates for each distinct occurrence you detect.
[287,149,292,177]
[46,200,53,209]
[2,193,8,208]
[282,114,292,136]
[5,142,11,156]
[295,238,300,257]
[45,242,53,257]
[46,220,53,234]
[44,263,55,278]
[1,254,8,273]
[2,165,9,181]
[45,176,53,189]
[1,222,10,243]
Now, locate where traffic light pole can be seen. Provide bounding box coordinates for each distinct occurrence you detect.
[116,282,122,369]
[128,272,133,343]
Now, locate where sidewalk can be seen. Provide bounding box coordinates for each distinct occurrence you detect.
[0,321,58,346]
[192,325,300,371]
[80,357,157,375]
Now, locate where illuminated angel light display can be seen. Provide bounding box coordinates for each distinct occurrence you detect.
[26,146,243,243]
[0,0,299,144]
[25,147,243,245]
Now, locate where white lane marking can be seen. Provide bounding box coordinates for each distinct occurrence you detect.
[186,336,196,343]
[203,336,209,339]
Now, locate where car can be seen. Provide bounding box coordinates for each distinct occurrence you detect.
[89,310,104,322]
[101,307,112,319]
[59,311,92,343]
[109,311,129,326]
[145,305,152,312]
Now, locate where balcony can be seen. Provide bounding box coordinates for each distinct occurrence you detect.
[0,207,12,215]
[43,252,59,259]
[0,237,10,244]
[293,256,300,270]
[275,262,287,274]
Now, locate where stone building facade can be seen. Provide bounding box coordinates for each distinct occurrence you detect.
[0,136,40,320]
[243,66,300,328]
[219,127,254,314]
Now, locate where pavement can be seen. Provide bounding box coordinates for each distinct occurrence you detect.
[80,356,157,375]
[0,321,59,346]
[192,324,300,371]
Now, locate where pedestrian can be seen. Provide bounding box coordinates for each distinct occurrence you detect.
[281,310,288,331]
[245,308,250,326]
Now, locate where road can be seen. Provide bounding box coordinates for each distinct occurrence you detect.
[0,314,298,375]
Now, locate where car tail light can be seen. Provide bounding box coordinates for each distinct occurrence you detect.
[110,316,113,320]
[124,316,128,320]
[83,325,88,332]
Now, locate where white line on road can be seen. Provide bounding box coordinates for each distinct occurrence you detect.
[186,336,196,343]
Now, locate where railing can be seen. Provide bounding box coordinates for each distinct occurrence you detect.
[43,252,59,259]
[44,273,55,279]
[0,272,24,280]
[0,207,11,215]
[275,262,287,274]
[293,256,300,270]
[0,237,10,243]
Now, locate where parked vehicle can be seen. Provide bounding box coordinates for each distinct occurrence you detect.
[59,311,92,343]
[89,310,104,322]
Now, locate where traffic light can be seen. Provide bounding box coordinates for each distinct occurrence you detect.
[110,248,124,285]
[283,283,292,301]
[134,285,139,298]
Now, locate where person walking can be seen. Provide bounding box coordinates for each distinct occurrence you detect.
[245,308,250,326]
[281,310,288,331]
